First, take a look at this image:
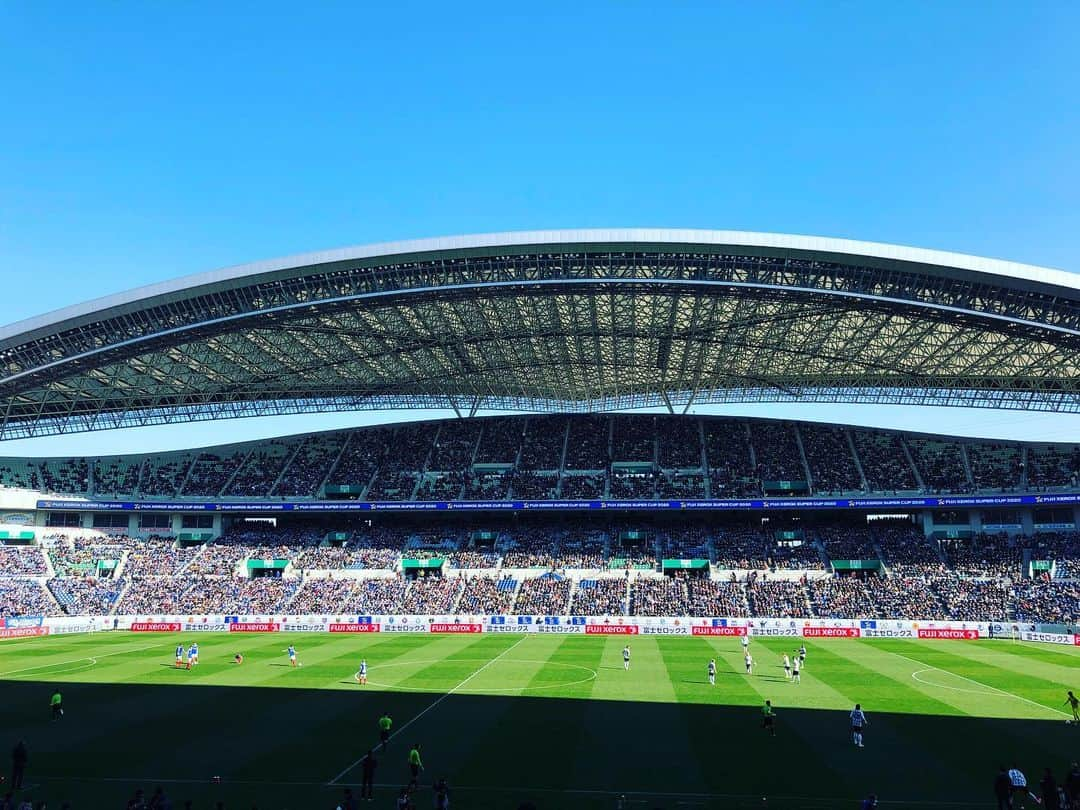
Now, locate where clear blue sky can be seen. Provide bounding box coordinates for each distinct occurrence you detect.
[2,2,1079,455]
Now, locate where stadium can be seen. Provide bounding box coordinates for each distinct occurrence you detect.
[2,230,1079,810]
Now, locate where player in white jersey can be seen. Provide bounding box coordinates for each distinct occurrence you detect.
[850,704,868,747]
[355,659,368,685]
[744,651,753,675]
[622,645,631,671]
[791,655,801,684]
[707,659,716,686]
[783,654,791,680]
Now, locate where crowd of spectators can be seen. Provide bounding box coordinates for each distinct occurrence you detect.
[457,576,516,614]
[177,576,299,613]
[806,577,878,619]
[509,471,559,499]
[852,431,917,492]
[400,575,463,613]
[0,545,48,575]
[288,577,356,613]
[714,529,770,569]
[800,425,862,494]
[180,451,247,496]
[572,578,627,615]
[609,472,657,499]
[907,439,970,494]
[124,538,201,576]
[966,443,1022,492]
[345,578,408,613]
[1026,445,1080,490]
[274,433,349,496]
[686,579,749,616]
[116,577,190,614]
[629,577,686,616]
[513,576,571,614]
[224,440,298,497]
[931,577,1012,621]
[769,540,826,570]
[517,416,567,470]
[0,579,58,617]
[870,572,948,619]
[942,534,1020,578]
[564,417,609,470]
[748,422,806,483]
[1012,581,1079,624]
[49,576,126,615]
[747,579,809,617]
[560,474,606,499]
[817,527,877,561]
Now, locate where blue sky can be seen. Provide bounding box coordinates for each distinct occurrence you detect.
[2,2,1079,455]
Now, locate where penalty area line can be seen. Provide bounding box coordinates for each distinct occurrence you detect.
[0,643,162,678]
[326,634,529,786]
[890,649,1071,718]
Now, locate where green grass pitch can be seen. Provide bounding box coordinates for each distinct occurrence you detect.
[1,631,1077,809]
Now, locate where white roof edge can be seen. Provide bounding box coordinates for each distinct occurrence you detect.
[3,229,1077,341]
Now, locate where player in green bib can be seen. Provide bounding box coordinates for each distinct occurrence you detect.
[378,711,392,751]
[761,700,775,736]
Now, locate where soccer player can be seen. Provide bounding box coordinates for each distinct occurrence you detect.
[50,688,63,721]
[850,703,868,747]
[186,642,197,670]
[1065,690,1079,724]
[783,654,791,680]
[798,644,807,668]
[287,645,298,667]
[707,659,716,686]
[191,641,199,665]
[623,645,631,671]
[355,659,368,685]
[175,643,184,668]
[378,712,393,752]
[407,743,423,788]
[744,650,753,675]
[761,700,775,736]
[791,655,801,684]
[234,653,243,665]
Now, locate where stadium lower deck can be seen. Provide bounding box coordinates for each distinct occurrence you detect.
[2,631,1077,809]
[1,519,1077,625]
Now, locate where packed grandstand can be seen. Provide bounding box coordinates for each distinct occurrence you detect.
[0,232,1078,632]
[0,415,1076,627]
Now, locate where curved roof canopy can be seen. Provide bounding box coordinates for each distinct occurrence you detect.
[2,229,1079,439]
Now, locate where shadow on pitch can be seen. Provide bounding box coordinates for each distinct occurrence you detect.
[0,677,1073,810]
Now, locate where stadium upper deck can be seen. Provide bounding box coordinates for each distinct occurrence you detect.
[1,230,1079,439]
[2,414,1077,501]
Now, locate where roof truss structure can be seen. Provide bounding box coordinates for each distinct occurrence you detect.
[1,232,1078,439]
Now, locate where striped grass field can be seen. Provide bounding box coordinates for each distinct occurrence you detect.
[1,631,1077,809]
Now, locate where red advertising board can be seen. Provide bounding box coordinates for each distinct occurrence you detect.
[692,625,747,636]
[228,622,281,632]
[131,622,182,632]
[802,626,861,638]
[584,624,640,635]
[329,623,381,633]
[0,626,48,640]
[429,623,482,634]
[917,628,979,640]
[1073,635,1080,646]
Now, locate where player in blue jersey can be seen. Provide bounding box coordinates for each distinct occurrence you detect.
[287,645,298,667]
[355,658,368,685]
[191,642,199,665]
[175,644,184,668]
[186,643,197,670]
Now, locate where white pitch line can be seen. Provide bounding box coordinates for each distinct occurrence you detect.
[327,635,529,785]
[890,649,1071,718]
[0,643,161,678]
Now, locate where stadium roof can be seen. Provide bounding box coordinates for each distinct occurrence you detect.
[2,229,1079,439]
